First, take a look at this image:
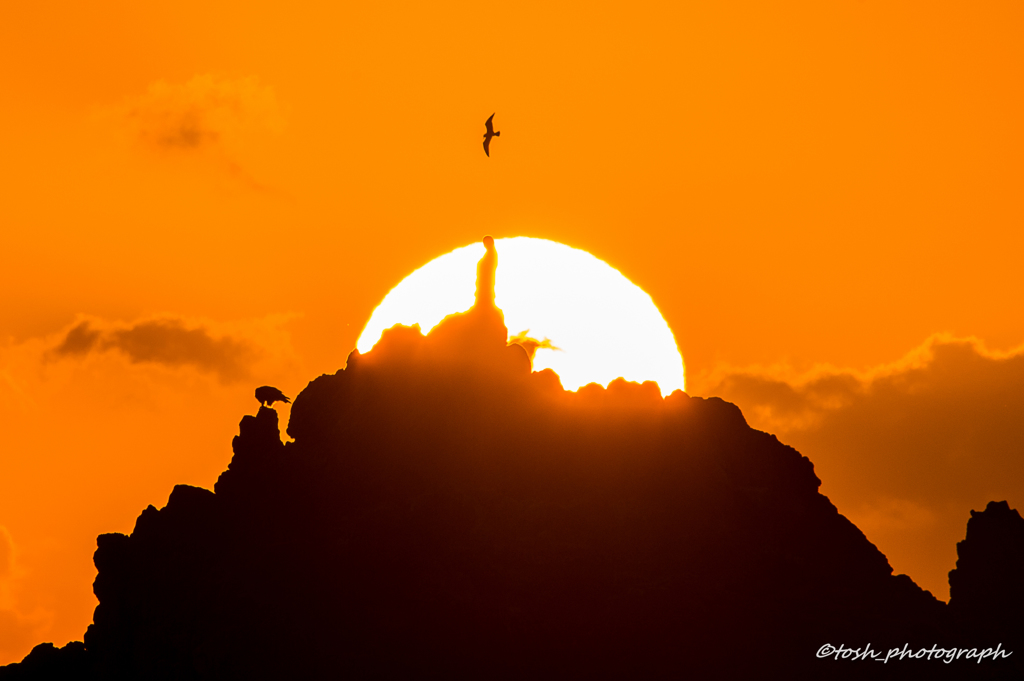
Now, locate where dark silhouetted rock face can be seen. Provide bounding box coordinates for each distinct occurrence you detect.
[948,500,1024,652]
[3,268,1021,679]
[0,642,88,681]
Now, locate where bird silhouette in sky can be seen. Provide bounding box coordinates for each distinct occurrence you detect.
[255,386,290,408]
[483,113,500,157]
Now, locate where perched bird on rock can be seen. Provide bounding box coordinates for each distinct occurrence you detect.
[483,113,500,157]
[255,386,290,407]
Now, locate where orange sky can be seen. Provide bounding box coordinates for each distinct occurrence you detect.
[1,0,1022,664]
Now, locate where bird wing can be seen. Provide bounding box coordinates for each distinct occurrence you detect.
[484,113,495,135]
[483,136,491,156]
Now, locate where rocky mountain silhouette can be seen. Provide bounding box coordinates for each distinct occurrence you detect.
[2,240,1020,679]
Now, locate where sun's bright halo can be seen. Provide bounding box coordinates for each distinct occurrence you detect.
[357,237,685,395]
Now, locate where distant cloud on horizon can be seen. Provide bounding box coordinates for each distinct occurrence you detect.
[50,317,260,384]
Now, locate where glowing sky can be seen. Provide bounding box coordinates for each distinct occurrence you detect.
[1,0,1023,664]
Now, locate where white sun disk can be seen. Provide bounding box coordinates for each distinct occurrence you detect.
[357,237,685,396]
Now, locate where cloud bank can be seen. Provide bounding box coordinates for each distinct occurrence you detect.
[696,334,1024,599]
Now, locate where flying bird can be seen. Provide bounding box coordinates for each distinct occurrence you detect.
[255,385,290,407]
[483,113,500,157]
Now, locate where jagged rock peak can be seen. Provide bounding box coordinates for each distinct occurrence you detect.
[948,500,1024,621]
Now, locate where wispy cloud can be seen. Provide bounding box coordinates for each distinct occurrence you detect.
[124,74,283,153]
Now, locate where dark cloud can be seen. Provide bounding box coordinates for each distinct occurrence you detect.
[51,322,101,356]
[50,318,256,383]
[696,335,1024,599]
[106,320,254,381]
[147,110,214,150]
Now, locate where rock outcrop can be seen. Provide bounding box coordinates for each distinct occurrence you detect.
[2,241,1020,679]
[948,500,1024,659]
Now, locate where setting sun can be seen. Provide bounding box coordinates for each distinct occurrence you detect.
[357,237,685,395]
